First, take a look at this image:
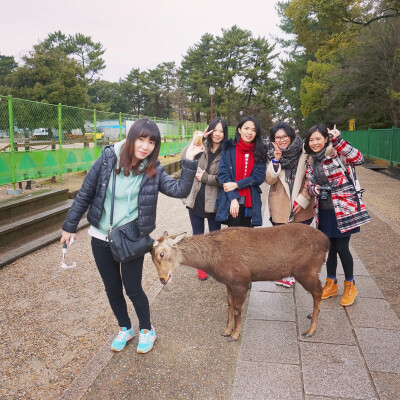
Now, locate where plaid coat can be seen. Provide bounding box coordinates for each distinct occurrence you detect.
[305,137,371,233]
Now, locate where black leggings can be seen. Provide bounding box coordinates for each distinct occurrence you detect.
[326,236,353,280]
[91,237,151,330]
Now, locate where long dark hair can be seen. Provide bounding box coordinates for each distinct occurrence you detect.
[206,117,228,152]
[235,116,267,163]
[304,124,330,155]
[117,118,161,178]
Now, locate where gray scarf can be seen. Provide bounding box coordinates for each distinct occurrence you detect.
[267,134,303,195]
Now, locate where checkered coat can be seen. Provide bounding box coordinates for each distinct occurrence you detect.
[305,137,371,233]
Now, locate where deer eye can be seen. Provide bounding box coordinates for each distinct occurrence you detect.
[160,252,164,258]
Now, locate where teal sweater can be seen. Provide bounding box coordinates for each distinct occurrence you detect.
[95,140,144,235]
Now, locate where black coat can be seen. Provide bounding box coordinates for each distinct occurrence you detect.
[62,144,197,236]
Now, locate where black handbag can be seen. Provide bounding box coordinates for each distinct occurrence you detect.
[107,170,154,263]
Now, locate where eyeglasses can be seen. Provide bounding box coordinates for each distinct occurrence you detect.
[275,135,289,142]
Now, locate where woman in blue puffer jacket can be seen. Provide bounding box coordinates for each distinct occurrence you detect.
[61,118,202,355]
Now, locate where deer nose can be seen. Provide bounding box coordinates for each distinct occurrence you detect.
[160,278,166,285]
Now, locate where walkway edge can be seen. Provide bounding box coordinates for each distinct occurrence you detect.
[58,279,164,400]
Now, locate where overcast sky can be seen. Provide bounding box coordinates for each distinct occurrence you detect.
[1,0,285,82]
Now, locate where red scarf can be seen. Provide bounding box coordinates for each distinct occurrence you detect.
[235,139,255,208]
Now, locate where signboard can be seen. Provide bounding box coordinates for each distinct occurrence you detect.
[349,119,355,131]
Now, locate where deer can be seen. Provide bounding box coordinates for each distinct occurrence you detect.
[150,223,330,341]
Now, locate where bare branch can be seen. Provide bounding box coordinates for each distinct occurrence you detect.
[340,8,400,26]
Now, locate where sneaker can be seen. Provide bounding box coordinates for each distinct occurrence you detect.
[277,277,295,288]
[137,325,156,354]
[340,280,358,306]
[111,327,134,352]
[197,269,208,281]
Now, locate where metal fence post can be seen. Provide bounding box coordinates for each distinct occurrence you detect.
[389,126,395,166]
[119,112,122,141]
[8,95,16,189]
[58,103,63,183]
[93,109,97,148]
[367,128,371,160]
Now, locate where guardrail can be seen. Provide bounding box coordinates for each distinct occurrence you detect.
[342,127,400,166]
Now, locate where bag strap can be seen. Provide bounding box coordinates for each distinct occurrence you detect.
[109,170,116,232]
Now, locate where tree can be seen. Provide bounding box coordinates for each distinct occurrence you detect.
[5,44,88,107]
[328,18,400,127]
[0,55,17,87]
[275,52,310,132]
[121,68,147,115]
[179,33,216,122]
[214,26,252,124]
[88,80,131,113]
[42,31,106,83]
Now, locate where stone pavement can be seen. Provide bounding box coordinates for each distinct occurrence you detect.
[58,177,400,400]
[232,253,400,400]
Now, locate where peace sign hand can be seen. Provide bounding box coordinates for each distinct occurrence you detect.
[327,124,341,140]
[272,142,282,161]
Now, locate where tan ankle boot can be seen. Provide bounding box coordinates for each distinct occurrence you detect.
[340,280,358,306]
[321,278,338,299]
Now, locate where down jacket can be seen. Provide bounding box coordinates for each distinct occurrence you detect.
[216,140,266,226]
[62,144,197,236]
[306,136,371,233]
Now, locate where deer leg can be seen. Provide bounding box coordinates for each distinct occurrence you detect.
[221,287,235,337]
[299,273,322,337]
[229,287,247,342]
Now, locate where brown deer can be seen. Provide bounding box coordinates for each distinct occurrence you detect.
[151,223,329,341]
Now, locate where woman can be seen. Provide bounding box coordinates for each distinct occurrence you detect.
[304,124,370,306]
[266,122,314,288]
[216,116,267,227]
[181,117,228,280]
[61,118,202,354]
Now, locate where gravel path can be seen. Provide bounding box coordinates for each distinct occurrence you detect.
[0,164,399,399]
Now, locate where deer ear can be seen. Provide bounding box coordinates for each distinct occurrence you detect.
[153,240,159,247]
[171,233,187,246]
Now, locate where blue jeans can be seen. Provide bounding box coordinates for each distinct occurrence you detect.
[188,209,221,235]
[91,237,151,330]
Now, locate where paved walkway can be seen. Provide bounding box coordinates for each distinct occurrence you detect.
[58,169,400,400]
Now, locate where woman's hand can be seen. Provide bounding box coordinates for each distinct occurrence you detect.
[61,230,76,246]
[328,124,341,141]
[223,182,238,192]
[271,142,282,161]
[202,125,214,138]
[230,199,239,218]
[185,137,205,160]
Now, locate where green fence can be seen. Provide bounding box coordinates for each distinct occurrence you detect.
[342,127,400,166]
[0,95,236,187]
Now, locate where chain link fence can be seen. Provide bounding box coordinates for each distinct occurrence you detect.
[0,95,237,186]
